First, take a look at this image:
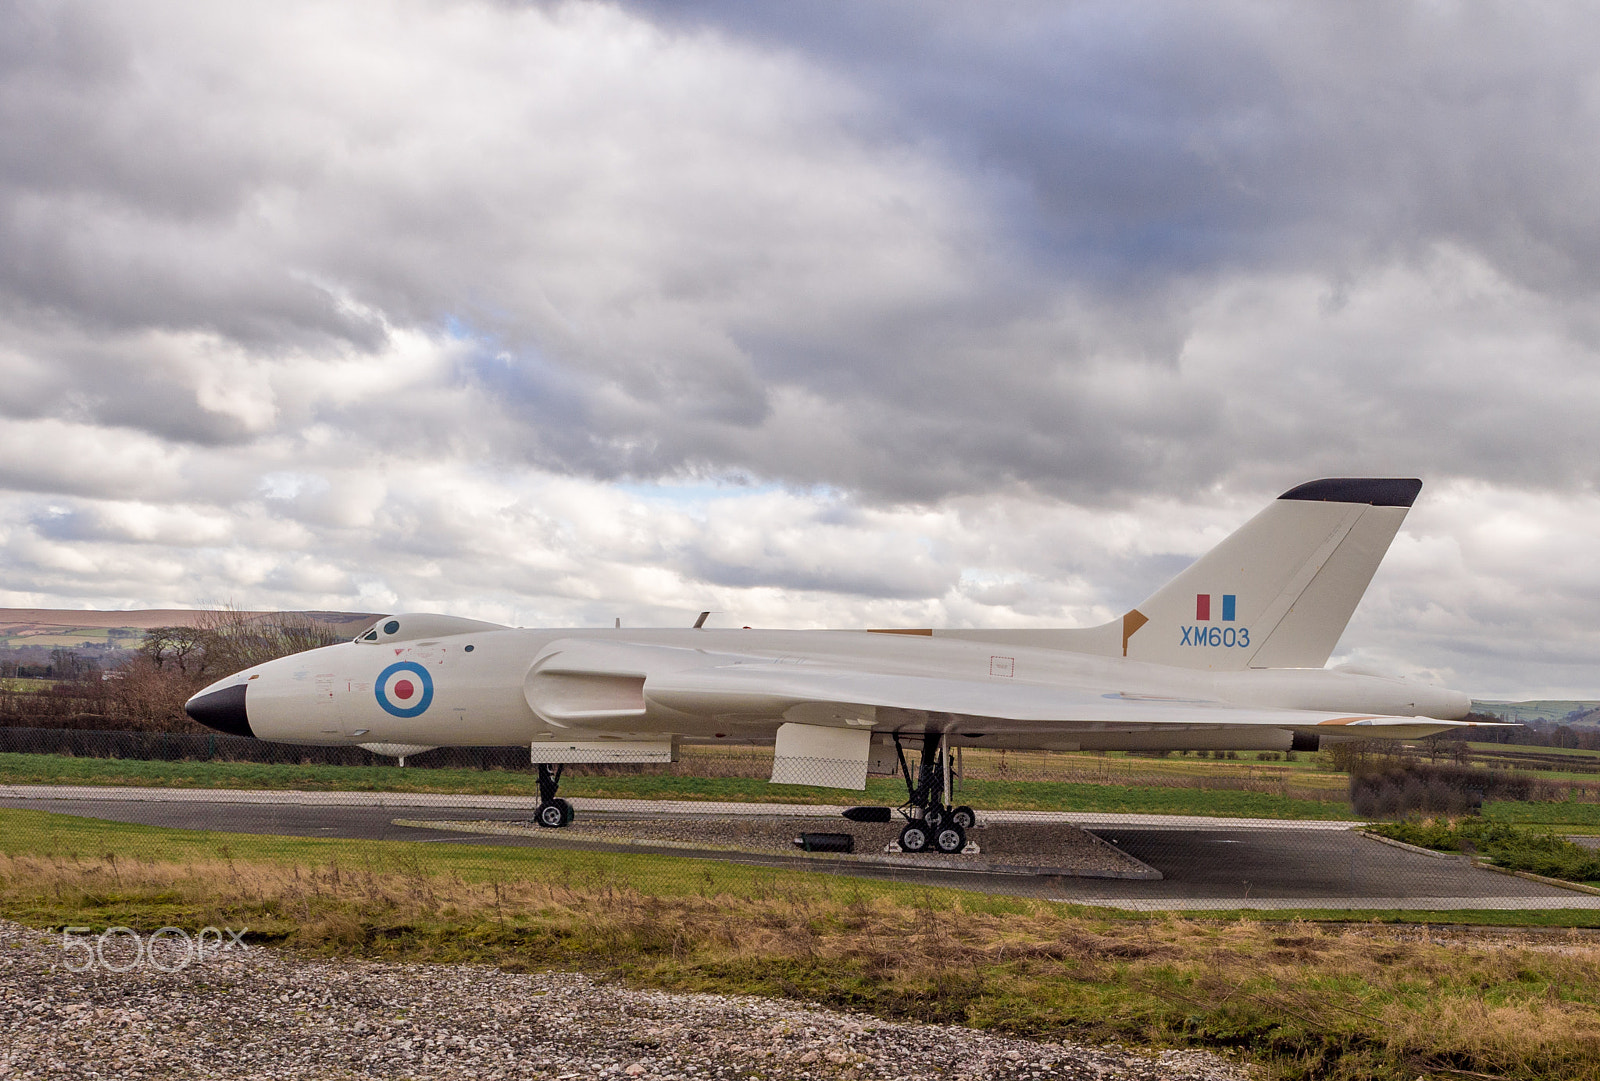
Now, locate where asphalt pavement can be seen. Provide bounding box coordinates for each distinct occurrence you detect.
[2,786,1595,910]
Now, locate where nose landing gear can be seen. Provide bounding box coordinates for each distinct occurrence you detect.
[534,763,574,828]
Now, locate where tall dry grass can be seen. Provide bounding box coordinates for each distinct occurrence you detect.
[6,849,1600,1078]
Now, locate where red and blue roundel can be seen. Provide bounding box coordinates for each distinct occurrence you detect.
[375,661,433,718]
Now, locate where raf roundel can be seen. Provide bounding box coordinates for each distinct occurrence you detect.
[375,661,434,718]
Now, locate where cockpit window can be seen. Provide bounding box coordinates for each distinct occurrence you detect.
[384,620,401,635]
[359,629,379,642]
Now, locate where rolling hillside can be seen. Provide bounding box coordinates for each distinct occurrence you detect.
[0,609,378,653]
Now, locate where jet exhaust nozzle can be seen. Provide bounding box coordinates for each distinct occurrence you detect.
[185,684,253,738]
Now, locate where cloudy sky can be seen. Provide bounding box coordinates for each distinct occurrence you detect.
[2,0,1597,698]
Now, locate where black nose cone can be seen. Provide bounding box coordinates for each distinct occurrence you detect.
[185,683,253,738]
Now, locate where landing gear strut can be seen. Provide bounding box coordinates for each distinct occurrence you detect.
[891,731,974,855]
[534,763,574,828]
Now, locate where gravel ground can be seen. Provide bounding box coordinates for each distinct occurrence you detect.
[0,918,1248,1080]
[403,814,1157,877]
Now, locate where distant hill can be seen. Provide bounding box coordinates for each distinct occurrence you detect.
[1473,700,1600,726]
[0,609,378,652]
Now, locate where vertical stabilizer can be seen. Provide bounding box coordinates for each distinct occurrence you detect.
[1120,478,1420,671]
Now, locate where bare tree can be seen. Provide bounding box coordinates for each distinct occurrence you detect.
[109,608,346,730]
[138,626,211,677]
[192,606,344,674]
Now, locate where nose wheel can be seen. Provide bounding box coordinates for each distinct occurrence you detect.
[535,797,573,829]
[533,764,574,828]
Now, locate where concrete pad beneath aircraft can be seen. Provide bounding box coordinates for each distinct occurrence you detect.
[390,813,1164,880]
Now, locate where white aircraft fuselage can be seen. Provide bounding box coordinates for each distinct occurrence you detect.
[203,622,1471,756]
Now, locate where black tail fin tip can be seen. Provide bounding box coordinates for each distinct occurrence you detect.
[1278,478,1422,507]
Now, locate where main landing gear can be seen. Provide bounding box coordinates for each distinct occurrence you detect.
[890,731,975,855]
[534,763,574,828]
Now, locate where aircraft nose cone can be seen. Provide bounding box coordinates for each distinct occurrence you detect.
[185,683,253,738]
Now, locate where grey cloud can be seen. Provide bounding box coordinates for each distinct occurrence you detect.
[0,9,381,351]
[637,2,1600,286]
[15,0,1600,505]
[0,321,266,446]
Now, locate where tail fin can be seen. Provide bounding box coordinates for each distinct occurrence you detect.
[1121,478,1421,670]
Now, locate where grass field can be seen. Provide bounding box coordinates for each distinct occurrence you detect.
[969,747,1348,793]
[1481,801,1600,830]
[1468,741,1600,760]
[0,677,58,692]
[1474,700,1599,724]
[4,807,1600,1080]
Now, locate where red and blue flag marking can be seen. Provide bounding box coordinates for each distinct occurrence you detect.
[1195,594,1236,621]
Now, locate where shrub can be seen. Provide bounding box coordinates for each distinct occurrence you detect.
[1350,760,1554,818]
[1368,818,1600,882]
